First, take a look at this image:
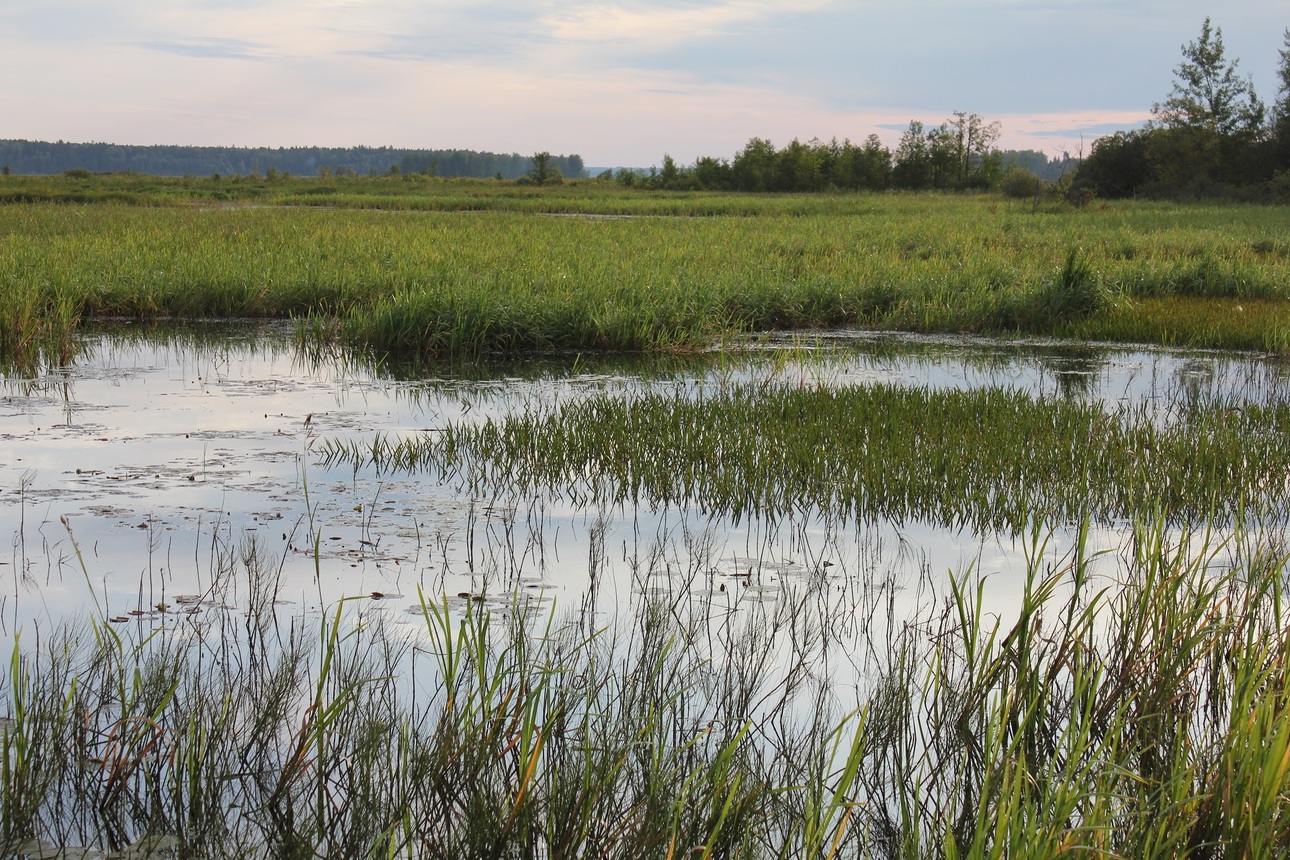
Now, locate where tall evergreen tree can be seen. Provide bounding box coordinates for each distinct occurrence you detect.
[1274,29,1290,169]
[1152,17,1264,138]
[1278,28,1290,121]
[1147,18,1266,187]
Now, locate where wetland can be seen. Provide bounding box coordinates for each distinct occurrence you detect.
[4,179,1290,858]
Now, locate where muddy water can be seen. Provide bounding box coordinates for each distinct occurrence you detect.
[3,325,1289,654]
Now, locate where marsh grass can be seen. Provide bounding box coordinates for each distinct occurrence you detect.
[322,381,1290,533]
[864,518,1290,859]
[2,187,1290,365]
[1,516,873,858]
[6,511,1290,857]
[1067,296,1290,353]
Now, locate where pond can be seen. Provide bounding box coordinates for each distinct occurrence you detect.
[5,323,1288,656]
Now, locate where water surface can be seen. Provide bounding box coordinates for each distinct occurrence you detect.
[4,324,1287,654]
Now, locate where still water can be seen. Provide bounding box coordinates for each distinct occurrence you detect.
[4,324,1289,655]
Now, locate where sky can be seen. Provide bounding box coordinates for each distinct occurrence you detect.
[3,0,1286,168]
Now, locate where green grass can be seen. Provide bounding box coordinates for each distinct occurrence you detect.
[7,172,1290,855]
[321,381,1290,533]
[2,178,1290,367]
[1067,296,1290,352]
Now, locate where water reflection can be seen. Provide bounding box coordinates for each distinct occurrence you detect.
[4,323,1290,653]
[1036,344,1104,397]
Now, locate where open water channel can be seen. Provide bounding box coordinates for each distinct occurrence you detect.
[5,323,1288,664]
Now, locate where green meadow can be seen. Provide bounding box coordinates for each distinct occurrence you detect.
[2,173,1290,367]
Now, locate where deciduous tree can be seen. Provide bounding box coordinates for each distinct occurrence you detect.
[948,111,1002,186]
[731,138,777,192]
[892,121,931,190]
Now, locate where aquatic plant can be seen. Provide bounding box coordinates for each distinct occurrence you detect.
[5,515,1290,857]
[321,381,1290,533]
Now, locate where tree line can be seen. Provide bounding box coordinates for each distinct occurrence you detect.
[0,140,585,181]
[603,114,1072,195]
[607,19,1290,201]
[1074,19,1290,199]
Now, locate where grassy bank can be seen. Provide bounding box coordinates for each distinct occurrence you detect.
[2,181,1290,367]
[4,518,1290,857]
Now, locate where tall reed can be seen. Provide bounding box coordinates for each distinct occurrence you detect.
[6,515,1290,857]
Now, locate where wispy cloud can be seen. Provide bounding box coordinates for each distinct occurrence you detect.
[1021,119,1155,137]
[543,0,835,46]
[138,38,269,61]
[1023,121,1151,139]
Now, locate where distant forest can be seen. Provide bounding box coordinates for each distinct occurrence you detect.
[609,123,1075,195]
[0,140,586,180]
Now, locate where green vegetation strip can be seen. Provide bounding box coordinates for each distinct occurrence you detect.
[3,186,1290,366]
[325,383,1290,531]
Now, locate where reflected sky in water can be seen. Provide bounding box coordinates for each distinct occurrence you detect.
[4,323,1289,653]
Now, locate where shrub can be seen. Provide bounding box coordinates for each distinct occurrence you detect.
[1001,166,1042,199]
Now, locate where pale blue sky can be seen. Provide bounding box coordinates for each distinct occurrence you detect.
[3,1,1285,167]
